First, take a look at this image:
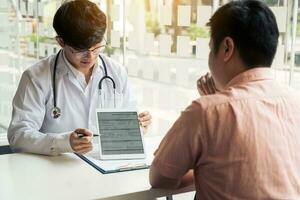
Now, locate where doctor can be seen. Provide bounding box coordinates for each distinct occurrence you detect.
[7,0,151,156]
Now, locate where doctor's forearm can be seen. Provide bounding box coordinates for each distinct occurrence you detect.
[8,129,73,156]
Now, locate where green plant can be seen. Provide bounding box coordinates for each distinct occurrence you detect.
[145,13,161,36]
[27,33,49,43]
[187,23,209,40]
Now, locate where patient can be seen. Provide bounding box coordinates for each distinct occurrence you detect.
[149,1,300,199]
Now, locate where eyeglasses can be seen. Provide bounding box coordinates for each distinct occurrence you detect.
[68,43,106,57]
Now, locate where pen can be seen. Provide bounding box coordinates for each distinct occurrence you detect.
[76,132,100,138]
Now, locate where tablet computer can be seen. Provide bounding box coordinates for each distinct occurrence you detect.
[96,109,146,160]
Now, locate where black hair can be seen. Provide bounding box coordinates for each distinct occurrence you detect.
[53,0,106,49]
[207,0,279,68]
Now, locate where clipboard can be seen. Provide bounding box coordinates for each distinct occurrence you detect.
[75,153,150,174]
[75,136,162,174]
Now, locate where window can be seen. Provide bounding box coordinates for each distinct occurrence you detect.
[0,0,299,144]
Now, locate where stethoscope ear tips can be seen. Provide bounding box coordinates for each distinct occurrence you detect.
[52,107,61,119]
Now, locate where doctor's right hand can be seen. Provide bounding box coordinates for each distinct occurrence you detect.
[70,128,93,154]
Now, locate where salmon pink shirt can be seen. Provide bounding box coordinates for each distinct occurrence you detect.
[152,68,300,200]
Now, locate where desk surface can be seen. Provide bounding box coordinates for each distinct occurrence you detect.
[0,136,194,200]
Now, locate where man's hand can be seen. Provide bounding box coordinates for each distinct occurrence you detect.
[197,72,218,96]
[138,111,152,134]
[70,128,93,154]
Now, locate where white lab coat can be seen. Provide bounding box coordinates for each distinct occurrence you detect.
[7,51,137,155]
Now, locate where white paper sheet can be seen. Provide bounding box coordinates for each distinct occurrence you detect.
[128,31,139,50]
[144,33,155,53]
[197,6,212,27]
[0,33,9,48]
[159,34,172,56]
[38,2,44,17]
[111,4,120,21]
[178,5,191,26]
[273,44,285,68]
[28,2,34,17]
[0,1,9,9]
[111,30,120,48]
[38,22,44,35]
[22,22,32,35]
[0,14,8,27]
[176,36,191,57]
[160,5,172,26]
[28,42,35,56]
[157,61,172,83]
[175,65,190,87]
[20,1,27,16]
[270,7,287,33]
[141,60,154,80]
[47,44,54,56]
[156,88,171,110]
[196,38,210,60]
[39,43,46,57]
[127,58,140,77]
[141,86,153,107]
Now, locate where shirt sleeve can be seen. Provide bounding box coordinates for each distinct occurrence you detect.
[152,102,204,179]
[7,70,73,156]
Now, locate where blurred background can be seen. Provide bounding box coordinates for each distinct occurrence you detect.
[0,0,299,143]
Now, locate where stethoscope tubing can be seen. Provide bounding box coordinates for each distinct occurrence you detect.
[52,50,116,118]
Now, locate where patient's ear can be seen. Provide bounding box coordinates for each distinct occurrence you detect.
[223,37,234,62]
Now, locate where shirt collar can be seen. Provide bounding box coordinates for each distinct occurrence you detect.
[61,50,101,79]
[225,67,274,88]
[97,54,105,74]
[53,50,68,76]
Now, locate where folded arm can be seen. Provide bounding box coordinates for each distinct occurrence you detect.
[150,166,194,189]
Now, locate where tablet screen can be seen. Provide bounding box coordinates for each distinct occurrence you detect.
[97,111,144,155]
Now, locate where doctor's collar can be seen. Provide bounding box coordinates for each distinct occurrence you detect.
[96,54,104,72]
[61,49,102,77]
[53,50,68,76]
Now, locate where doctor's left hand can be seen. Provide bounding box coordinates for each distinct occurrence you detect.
[70,128,93,154]
[138,111,152,134]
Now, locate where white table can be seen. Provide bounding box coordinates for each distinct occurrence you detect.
[0,137,195,200]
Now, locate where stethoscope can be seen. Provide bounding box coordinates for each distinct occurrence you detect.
[51,49,116,119]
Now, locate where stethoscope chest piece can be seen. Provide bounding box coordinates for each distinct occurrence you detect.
[51,107,61,119]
